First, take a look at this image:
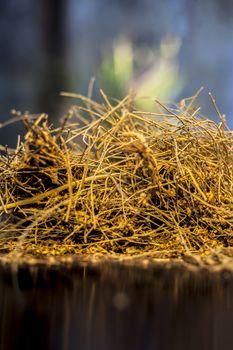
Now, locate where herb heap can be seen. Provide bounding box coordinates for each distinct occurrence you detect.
[0,91,233,262]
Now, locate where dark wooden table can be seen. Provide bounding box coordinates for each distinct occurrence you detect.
[0,260,232,350]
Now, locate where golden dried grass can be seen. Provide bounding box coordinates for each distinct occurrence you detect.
[0,89,233,263]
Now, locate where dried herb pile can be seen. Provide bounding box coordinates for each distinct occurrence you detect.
[0,90,233,261]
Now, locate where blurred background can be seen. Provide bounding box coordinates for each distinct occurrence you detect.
[0,0,233,145]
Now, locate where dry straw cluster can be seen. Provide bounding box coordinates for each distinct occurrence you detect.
[0,89,233,261]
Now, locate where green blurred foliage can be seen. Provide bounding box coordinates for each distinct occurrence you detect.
[98,35,185,110]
